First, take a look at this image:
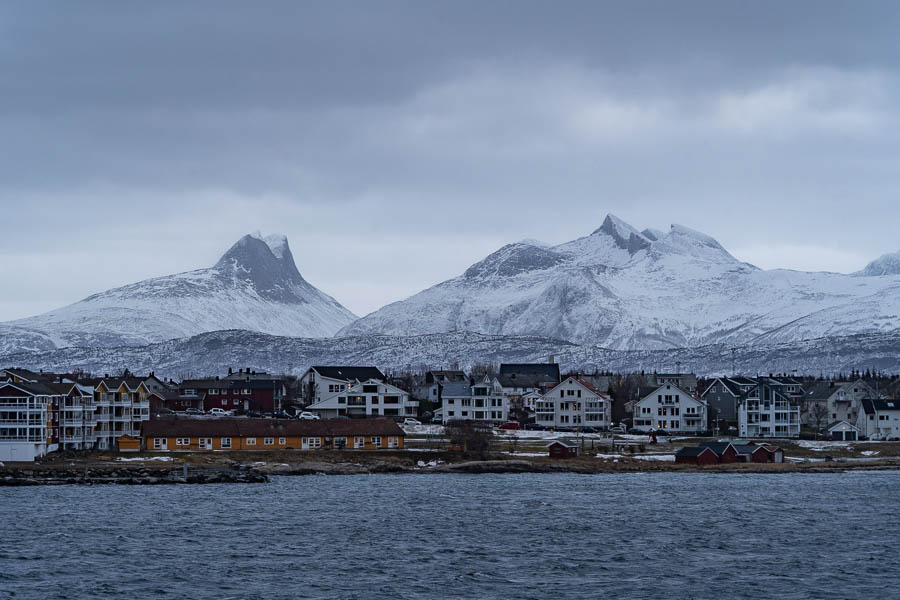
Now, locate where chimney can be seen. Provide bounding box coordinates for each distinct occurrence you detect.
[228,367,233,375]
[548,355,556,364]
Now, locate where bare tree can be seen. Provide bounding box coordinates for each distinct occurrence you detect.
[805,401,830,438]
[444,421,495,457]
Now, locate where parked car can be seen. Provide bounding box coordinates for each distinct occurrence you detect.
[208,408,229,417]
[297,411,320,420]
[609,425,626,434]
[403,418,422,426]
[523,423,545,431]
[271,411,292,419]
[499,421,521,430]
[627,427,644,435]
[246,411,263,418]
[185,408,204,415]
[576,426,599,434]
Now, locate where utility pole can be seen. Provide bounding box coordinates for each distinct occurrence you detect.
[731,348,736,376]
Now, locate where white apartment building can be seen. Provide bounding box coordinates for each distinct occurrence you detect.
[535,377,611,430]
[738,382,801,438]
[299,366,386,405]
[856,398,900,440]
[0,380,52,462]
[442,376,508,423]
[306,379,418,419]
[56,382,97,451]
[633,384,707,433]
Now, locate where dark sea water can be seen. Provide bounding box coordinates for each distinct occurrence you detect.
[2,471,900,599]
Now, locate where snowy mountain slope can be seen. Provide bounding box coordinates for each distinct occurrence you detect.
[1,329,897,379]
[338,214,900,349]
[856,251,900,277]
[0,233,356,353]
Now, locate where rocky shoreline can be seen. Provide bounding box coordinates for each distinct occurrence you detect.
[4,454,900,486]
[0,465,268,486]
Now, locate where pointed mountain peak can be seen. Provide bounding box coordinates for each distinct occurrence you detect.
[591,214,651,254]
[857,250,900,277]
[250,231,290,260]
[214,233,308,299]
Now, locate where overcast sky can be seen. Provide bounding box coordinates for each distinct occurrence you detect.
[3,1,900,320]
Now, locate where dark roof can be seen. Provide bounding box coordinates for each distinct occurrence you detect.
[0,380,62,396]
[179,379,224,389]
[546,439,579,448]
[732,444,770,455]
[826,420,858,432]
[697,442,736,455]
[141,417,405,439]
[1,367,46,382]
[860,398,900,414]
[103,377,144,390]
[499,363,561,380]
[675,446,716,457]
[312,366,385,381]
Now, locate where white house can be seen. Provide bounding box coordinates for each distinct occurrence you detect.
[299,366,386,406]
[442,376,507,424]
[305,379,418,419]
[856,398,900,440]
[738,381,801,438]
[633,383,706,433]
[535,377,611,430]
[802,379,873,429]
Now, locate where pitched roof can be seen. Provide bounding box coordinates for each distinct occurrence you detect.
[0,367,46,382]
[546,439,579,448]
[732,444,770,455]
[311,366,385,381]
[697,442,736,455]
[860,398,900,414]
[675,446,717,457]
[141,417,405,439]
[440,381,472,398]
[826,420,859,432]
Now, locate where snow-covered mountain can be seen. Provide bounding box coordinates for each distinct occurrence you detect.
[338,215,900,350]
[0,233,356,353]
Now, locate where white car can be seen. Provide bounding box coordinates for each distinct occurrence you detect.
[297,411,320,420]
[208,408,229,417]
[403,418,422,426]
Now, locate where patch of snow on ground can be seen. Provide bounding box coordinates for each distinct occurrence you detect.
[861,450,880,456]
[796,440,853,449]
[504,452,549,457]
[633,454,676,462]
[116,456,174,462]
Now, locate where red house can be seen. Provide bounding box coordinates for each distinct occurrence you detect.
[546,439,580,459]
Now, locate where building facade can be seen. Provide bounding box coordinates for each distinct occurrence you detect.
[535,377,611,430]
[633,384,707,433]
[305,379,418,419]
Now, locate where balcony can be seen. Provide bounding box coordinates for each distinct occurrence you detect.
[61,417,84,426]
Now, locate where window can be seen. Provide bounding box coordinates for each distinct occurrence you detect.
[304,437,322,449]
[221,399,227,406]
[338,397,346,404]
[209,389,218,395]
[371,436,382,448]
[153,437,166,449]
[370,396,379,404]
[264,437,274,445]
[577,390,582,398]
[334,437,347,449]
[233,399,239,405]
[242,389,250,395]
[199,437,212,450]
[221,437,232,449]
[176,437,190,446]
[279,437,286,445]
[387,436,399,448]
[354,436,366,448]
[246,437,257,445]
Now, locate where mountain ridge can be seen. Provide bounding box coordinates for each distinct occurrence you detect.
[338,214,900,350]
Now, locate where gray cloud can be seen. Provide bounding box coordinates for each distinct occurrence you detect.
[2,1,900,320]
